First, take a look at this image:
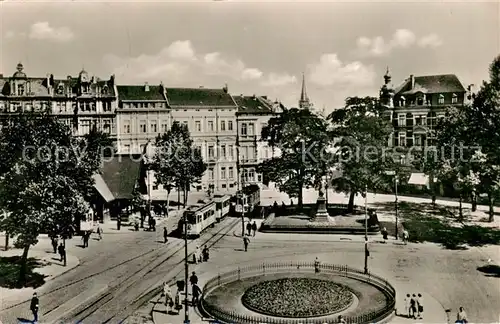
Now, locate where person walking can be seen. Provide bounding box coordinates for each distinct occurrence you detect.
[410,294,417,319]
[57,243,66,264]
[191,283,202,306]
[314,257,321,273]
[189,271,198,286]
[30,292,39,323]
[174,288,181,314]
[246,222,252,236]
[163,282,173,313]
[202,245,209,262]
[456,306,468,323]
[96,225,102,241]
[381,227,388,242]
[251,221,257,237]
[194,246,201,264]
[243,235,250,252]
[402,229,409,245]
[51,236,58,254]
[417,293,424,319]
[404,293,411,318]
[163,227,168,243]
[152,218,156,232]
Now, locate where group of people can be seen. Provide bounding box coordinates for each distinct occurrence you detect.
[245,221,258,236]
[193,245,210,264]
[161,271,203,314]
[404,293,424,319]
[50,236,67,265]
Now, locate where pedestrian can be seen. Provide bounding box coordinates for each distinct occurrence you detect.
[57,243,66,264]
[202,245,209,262]
[314,257,321,273]
[410,294,417,319]
[163,227,168,243]
[96,225,102,241]
[251,221,257,237]
[30,292,39,323]
[381,227,388,242]
[417,293,424,319]
[246,222,252,236]
[243,235,250,252]
[192,283,202,306]
[163,282,173,313]
[456,306,468,323]
[174,289,181,313]
[338,315,346,324]
[404,293,411,318]
[194,246,201,264]
[51,236,58,254]
[402,229,409,245]
[189,271,198,286]
[152,218,156,232]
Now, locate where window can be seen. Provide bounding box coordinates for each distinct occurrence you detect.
[139,120,147,133]
[229,167,234,179]
[417,96,424,105]
[195,120,201,132]
[58,102,64,113]
[228,120,233,131]
[161,122,168,133]
[208,146,215,159]
[452,93,458,104]
[248,123,254,135]
[248,169,255,181]
[221,145,226,159]
[438,94,444,105]
[258,174,262,182]
[18,84,25,96]
[57,84,64,95]
[241,123,247,135]
[221,120,226,131]
[208,120,214,132]
[414,134,422,147]
[399,132,406,147]
[399,96,406,107]
[103,120,111,134]
[91,102,97,112]
[124,144,130,152]
[150,121,157,133]
[398,114,406,126]
[80,120,91,135]
[222,184,227,189]
[221,167,226,179]
[228,145,234,159]
[248,147,255,160]
[208,169,214,180]
[103,102,112,112]
[183,121,188,128]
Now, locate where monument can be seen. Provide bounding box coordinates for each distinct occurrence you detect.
[310,181,333,223]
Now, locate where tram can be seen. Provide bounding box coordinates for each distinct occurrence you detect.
[233,184,261,217]
[214,194,231,222]
[178,200,216,238]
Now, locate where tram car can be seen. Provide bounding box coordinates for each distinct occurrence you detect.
[214,194,231,222]
[233,184,261,217]
[178,200,216,238]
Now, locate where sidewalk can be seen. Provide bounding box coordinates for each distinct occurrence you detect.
[0,237,80,310]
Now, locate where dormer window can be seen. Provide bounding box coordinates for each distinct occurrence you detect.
[417,94,424,106]
[17,83,25,96]
[399,96,406,107]
[57,83,64,95]
[102,84,109,95]
[452,93,458,104]
[438,94,444,105]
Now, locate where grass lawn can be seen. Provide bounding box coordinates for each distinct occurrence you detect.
[376,201,500,249]
[0,256,46,289]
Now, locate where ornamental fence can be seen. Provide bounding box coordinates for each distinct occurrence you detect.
[201,262,396,324]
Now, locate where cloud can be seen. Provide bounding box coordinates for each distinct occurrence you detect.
[104,40,289,86]
[261,73,297,87]
[418,33,443,48]
[357,29,441,57]
[309,54,375,88]
[29,22,74,42]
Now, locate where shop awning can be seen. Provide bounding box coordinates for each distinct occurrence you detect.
[92,174,115,203]
[408,173,429,186]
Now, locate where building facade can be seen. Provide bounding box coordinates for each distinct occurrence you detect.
[234,95,283,189]
[0,63,118,137]
[380,69,467,148]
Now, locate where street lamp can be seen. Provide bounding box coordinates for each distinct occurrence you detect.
[364,184,368,274]
[394,155,404,240]
[183,212,189,323]
[237,193,247,237]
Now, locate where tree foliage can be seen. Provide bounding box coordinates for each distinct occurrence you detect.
[151,122,206,206]
[257,108,330,208]
[0,113,100,285]
[327,97,393,212]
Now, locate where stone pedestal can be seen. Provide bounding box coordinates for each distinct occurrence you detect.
[311,195,333,223]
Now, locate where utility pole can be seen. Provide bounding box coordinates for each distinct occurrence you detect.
[183,213,189,324]
[364,184,368,274]
[240,194,246,237]
[395,175,399,240]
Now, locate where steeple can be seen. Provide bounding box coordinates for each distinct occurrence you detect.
[299,72,312,110]
[380,66,395,108]
[384,66,392,85]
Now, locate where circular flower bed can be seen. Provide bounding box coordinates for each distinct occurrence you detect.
[241,278,353,318]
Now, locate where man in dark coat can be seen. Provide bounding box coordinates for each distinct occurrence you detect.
[191,283,202,305]
[251,221,257,236]
[163,227,168,243]
[246,222,252,236]
[189,272,198,286]
[57,243,66,263]
[30,292,39,323]
[243,235,250,252]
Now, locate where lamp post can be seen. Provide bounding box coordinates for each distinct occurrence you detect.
[394,175,399,240]
[183,212,189,323]
[364,184,368,274]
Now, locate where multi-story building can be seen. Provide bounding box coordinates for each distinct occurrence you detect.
[380,69,467,148]
[234,95,282,189]
[0,63,118,137]
[115,82,169,154]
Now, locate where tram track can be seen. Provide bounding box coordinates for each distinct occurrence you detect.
[60,217,239,324]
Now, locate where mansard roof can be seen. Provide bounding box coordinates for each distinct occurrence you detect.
[233,95,274,115]
[165,87,237,107]
[395,74,466,95]
[116,85,166,101]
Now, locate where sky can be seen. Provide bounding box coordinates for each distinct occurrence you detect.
[1,0,499,113]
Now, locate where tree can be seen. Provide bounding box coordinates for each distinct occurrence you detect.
[327,97,393,212]
[257,108,330,209]
[0,113,99,285]
[151,122,206,209]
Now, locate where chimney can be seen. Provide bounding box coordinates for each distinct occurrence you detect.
[144,82,150,92]
[410,74,415,89]
[50,74,54,87]
[223,83,228,93]
[110,74,115,85]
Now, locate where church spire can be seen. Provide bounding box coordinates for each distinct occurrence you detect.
[299,72,312,110]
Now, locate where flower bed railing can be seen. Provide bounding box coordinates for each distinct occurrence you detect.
[201,262,396,324]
